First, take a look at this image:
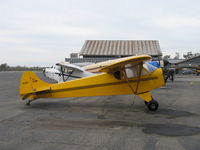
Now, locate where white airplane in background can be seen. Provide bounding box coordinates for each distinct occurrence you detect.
[43,62,94,83]
[44,60,161,83]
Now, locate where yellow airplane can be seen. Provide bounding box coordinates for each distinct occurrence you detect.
[196,69,200,75]
[19,55,165,111]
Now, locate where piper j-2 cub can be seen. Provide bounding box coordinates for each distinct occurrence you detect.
[19,55,165,111]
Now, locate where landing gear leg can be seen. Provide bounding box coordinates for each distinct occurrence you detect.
[131,95,136,107]
[144,101,148,106]
[144,99,159,111]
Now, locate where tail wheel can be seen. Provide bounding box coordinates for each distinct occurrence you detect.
[145,100,159,111]
[26,102,30,106]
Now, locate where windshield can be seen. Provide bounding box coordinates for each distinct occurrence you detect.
[144,62,158,73]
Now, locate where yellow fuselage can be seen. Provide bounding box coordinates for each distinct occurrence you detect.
[35,68,164,99]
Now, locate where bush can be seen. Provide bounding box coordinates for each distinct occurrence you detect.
[0,63,42,71]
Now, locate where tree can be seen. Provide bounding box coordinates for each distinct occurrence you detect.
[0,63,8,69]
[183,51,193,59]
[163,55,170,60]
[174,52,180,59]
[183,51,200,59]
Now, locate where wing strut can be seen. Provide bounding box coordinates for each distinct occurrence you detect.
[135,63,143,94]
[122,70,135,93]
[61,66,65,82]
[122,62,143,105]
[60,67,73,82]
[65,70,73,81]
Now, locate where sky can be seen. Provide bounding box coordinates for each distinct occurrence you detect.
[0,0,200,66]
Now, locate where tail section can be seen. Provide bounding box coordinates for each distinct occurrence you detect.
[19,71,52,100]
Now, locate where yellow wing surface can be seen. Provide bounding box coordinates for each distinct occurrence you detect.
[84,55,151,73]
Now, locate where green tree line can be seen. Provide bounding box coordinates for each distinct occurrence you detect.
[0,63,43,71]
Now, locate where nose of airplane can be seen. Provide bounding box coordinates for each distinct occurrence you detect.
[151,68,165,89]
[158,68,165,86]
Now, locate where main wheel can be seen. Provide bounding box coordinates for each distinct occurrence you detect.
[147,100,159,111]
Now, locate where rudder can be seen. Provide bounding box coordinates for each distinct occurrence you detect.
[19,71,52,100]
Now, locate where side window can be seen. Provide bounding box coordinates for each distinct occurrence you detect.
[113,63,151,80]
[125,64,139,78]
[114,71,121,80]
[125,63,149,78]
[55,66,61,72]
[67,69,73,74]
[141,67,149,75]
[112,66,123,80]
[63,68,73,74]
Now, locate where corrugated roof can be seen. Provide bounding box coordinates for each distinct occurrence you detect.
[80,40,162,56]
[168,59,184,64]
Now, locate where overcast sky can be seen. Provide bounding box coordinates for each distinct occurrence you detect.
[0,0,200,66]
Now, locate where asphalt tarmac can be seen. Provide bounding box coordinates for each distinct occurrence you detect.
[0,72,200,150]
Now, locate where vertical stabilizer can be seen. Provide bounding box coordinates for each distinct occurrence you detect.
[19,71,52,100]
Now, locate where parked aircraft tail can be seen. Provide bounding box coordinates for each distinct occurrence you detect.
[19,71,52,100]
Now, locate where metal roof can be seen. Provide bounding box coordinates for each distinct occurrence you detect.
[65,57,114,63]
[168,59,184,64]
[80,40,162,56]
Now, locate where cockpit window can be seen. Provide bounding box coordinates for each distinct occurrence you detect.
[125,63,154,79]
[65,69,73,74]
[125,63,149,78]
[55,66,61,71]
[144,62,157,73]
[113,62,157,80]
[114,71,121,80]
[125,64,139,78]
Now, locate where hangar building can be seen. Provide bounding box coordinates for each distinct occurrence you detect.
[66,40,162,63]
[175,55,200,68]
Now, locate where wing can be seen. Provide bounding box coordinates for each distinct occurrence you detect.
[56,62,85,72]
[100,55,151,72]
[84,55,151,73]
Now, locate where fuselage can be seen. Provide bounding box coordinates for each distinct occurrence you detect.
[36,67,164,99]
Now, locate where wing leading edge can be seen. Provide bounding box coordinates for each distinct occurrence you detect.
[84,55,151,73]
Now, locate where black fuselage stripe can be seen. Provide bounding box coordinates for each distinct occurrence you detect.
[49,77,157,94]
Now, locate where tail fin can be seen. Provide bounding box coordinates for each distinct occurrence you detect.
[19,71,52,100]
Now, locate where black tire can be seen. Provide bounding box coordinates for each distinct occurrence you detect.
[147,100,159,111]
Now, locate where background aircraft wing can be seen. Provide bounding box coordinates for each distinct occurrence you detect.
[56,62,85,72]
